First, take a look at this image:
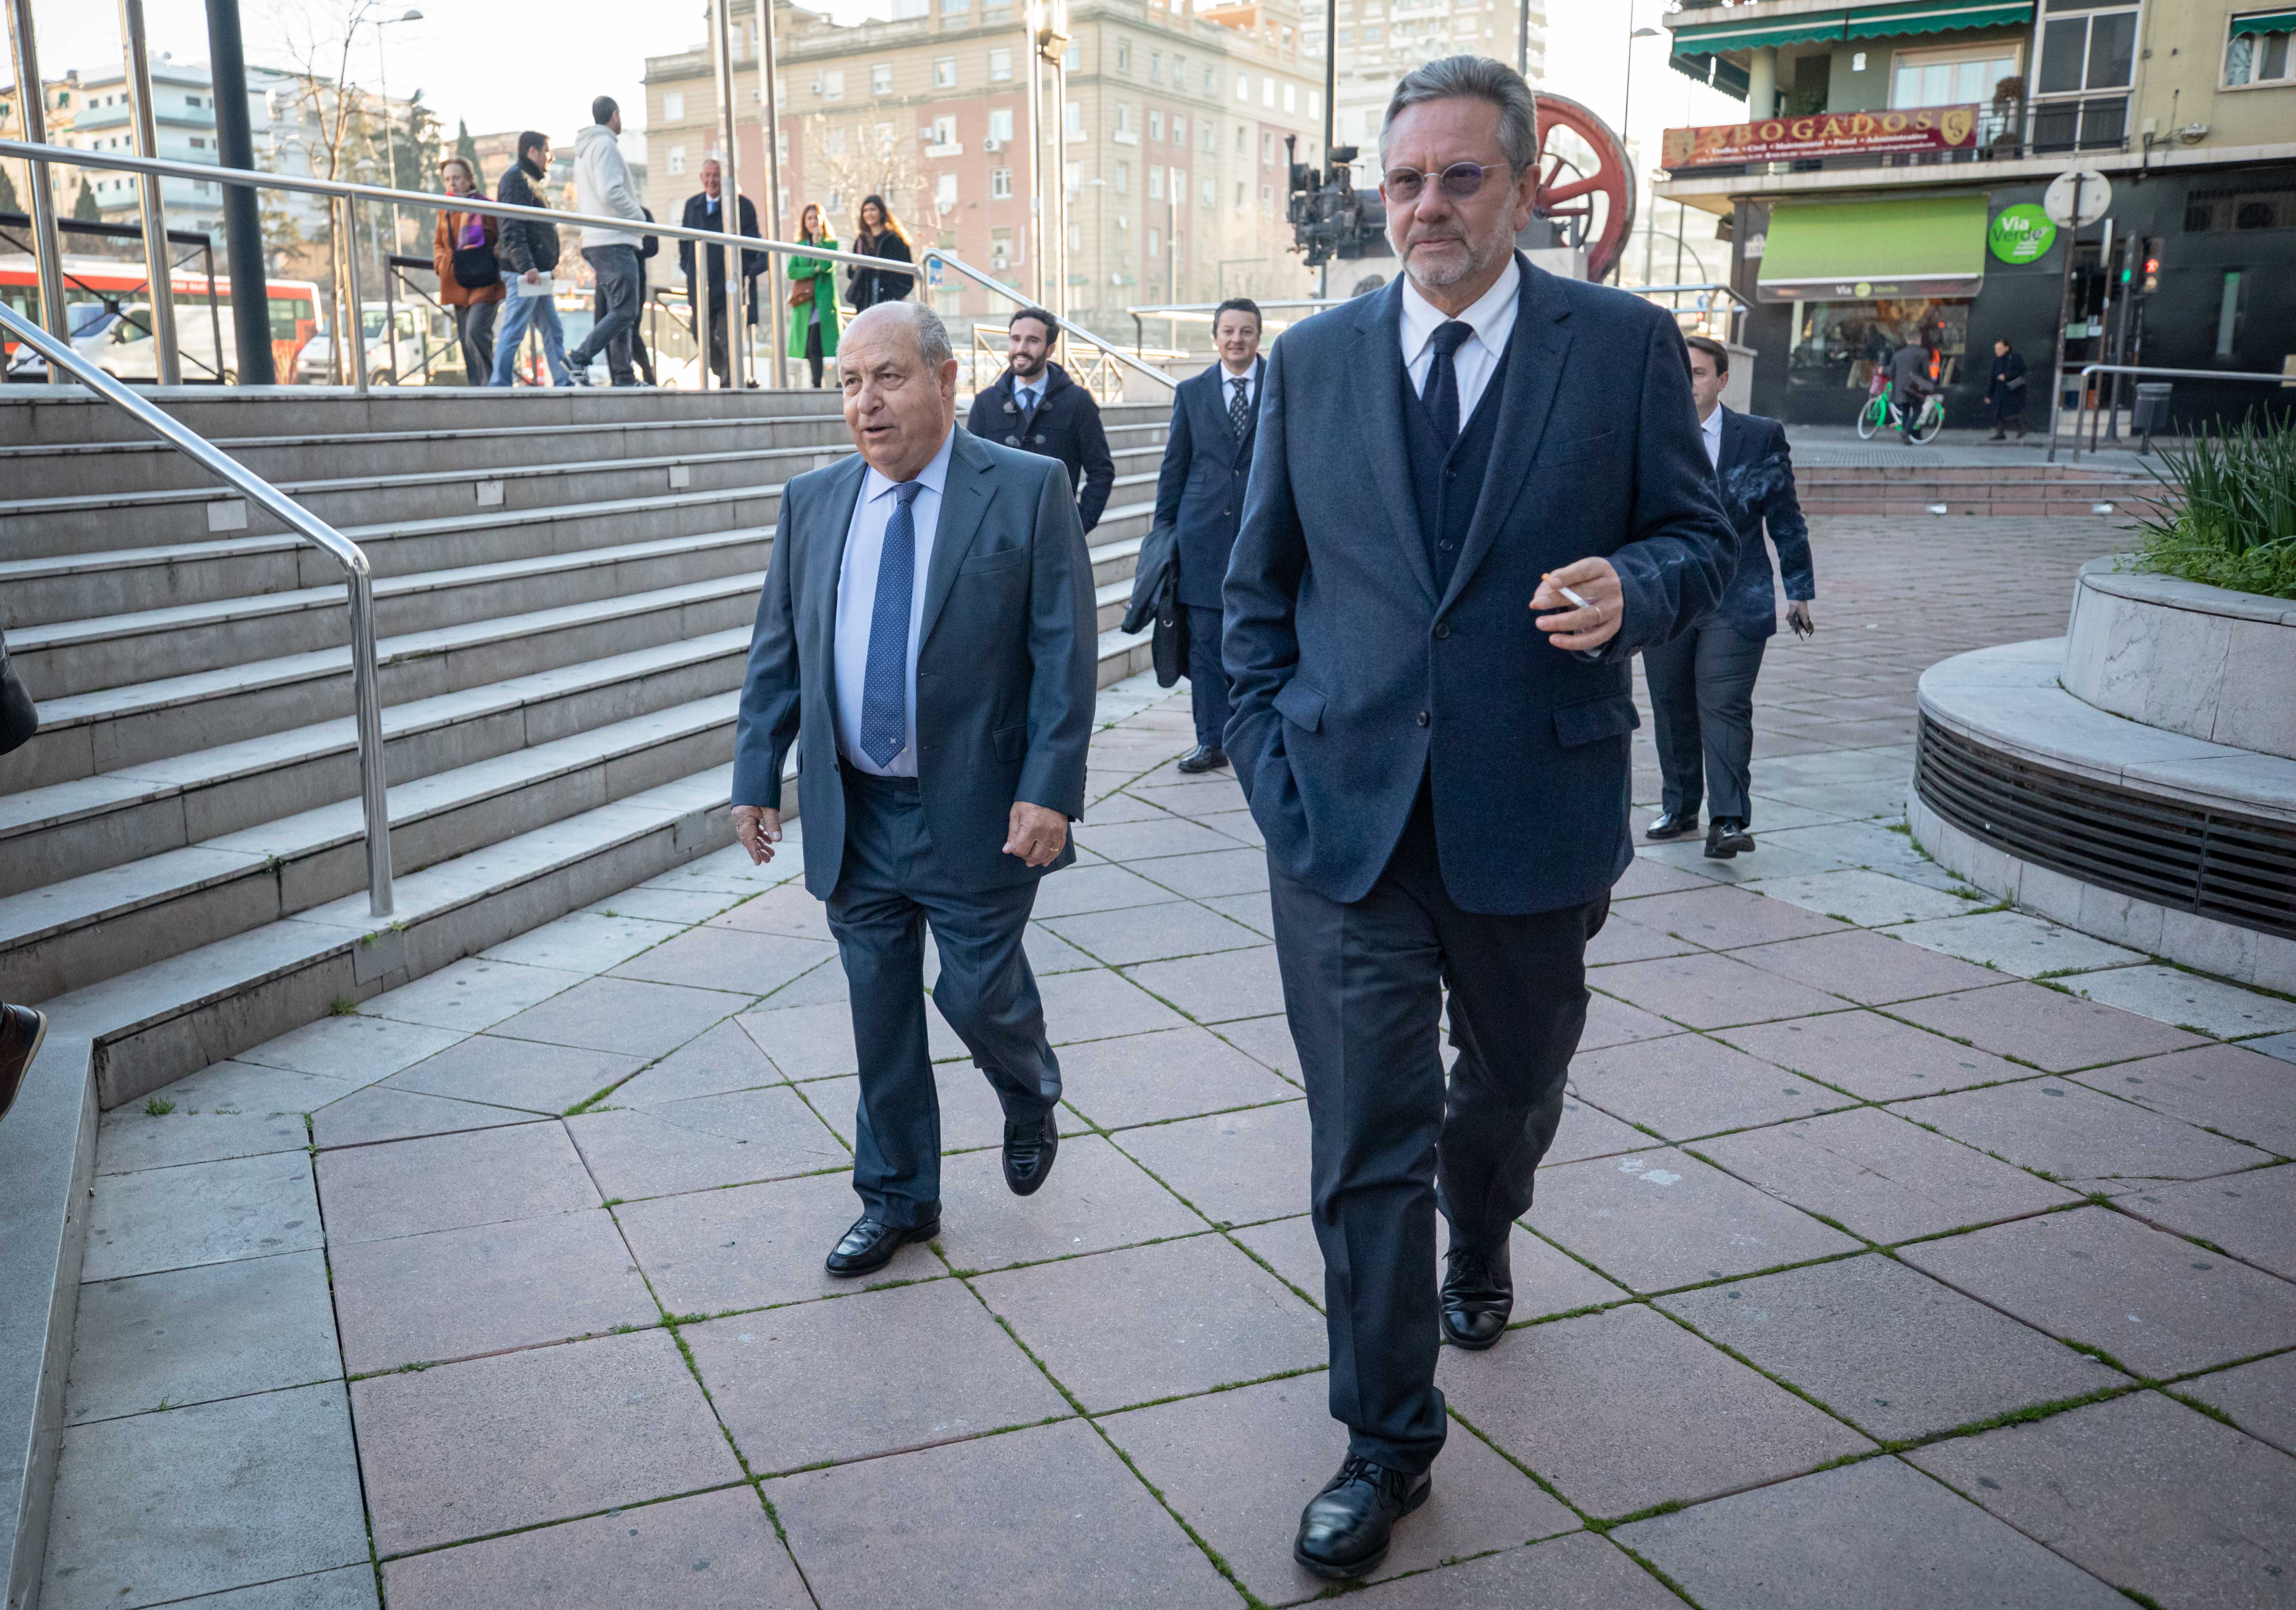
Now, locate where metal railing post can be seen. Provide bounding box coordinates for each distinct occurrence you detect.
[344,571,394,915]
[711,0,748,391]
[759,0,788,390]
[5,0,73,370]
[2063,364,2296,462]
[119,0,181,386]
[342,195,370,396]
[0,298,394,916]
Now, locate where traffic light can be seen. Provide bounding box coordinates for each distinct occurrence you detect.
[2139,236,2163,295]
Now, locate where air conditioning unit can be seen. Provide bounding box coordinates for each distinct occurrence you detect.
[810,79,824,93]
[982,137,1002,152]
[918,127,935,141]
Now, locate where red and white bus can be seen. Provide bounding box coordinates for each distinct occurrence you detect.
[1,255,321,383]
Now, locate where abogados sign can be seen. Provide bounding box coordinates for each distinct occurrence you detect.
[1662,106,1983,170]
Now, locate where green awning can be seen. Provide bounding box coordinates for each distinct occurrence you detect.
[1756,195,1989,302]
[2231,8,2296,33]
[1672,0,2032,53]
[1669,49,1753,100]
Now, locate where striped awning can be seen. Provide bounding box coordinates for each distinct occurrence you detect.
[1671,0,2033,54]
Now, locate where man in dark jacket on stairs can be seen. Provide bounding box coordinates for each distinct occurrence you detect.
[965,307,1115,534]
[486,132,573,386]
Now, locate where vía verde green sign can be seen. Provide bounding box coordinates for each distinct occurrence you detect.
[1988,204,2057,265]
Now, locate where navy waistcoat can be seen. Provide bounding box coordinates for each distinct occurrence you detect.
[1400,342,1511,595]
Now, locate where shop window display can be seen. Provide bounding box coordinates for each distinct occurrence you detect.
[1788,299,1970,392]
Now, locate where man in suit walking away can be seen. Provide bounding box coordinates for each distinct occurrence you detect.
[965,307,1117,535]
[1223,55,1735,1579]
[1644,335,1815,858]
[679,158,765,388]
[1152,298,1265,774]
[728,302,1097,1277]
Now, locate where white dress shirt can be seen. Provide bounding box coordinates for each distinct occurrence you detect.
[1218,362,1257,412]
[833,428,955,777]
[1400,256,1520,426]
[1700,404,1725,471]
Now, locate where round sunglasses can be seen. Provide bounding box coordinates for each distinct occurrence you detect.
[1381,161,1507,202]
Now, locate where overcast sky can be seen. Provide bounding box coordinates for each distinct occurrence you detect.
[11,0,1743,251]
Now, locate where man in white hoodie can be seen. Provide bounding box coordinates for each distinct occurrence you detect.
[567,96,647,386]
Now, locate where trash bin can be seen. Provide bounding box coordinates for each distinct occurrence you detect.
[2134,381,2173,445]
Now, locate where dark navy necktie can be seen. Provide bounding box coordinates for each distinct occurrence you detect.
[858,480,926,768]
[1421,320,1475,447]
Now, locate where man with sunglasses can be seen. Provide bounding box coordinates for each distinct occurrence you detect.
[1223,54,1734,1579]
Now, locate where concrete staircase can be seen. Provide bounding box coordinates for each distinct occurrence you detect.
[1792,461,2172,519]
[0,388,1171,1107]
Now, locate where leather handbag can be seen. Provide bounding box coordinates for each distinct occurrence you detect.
[790,275,815,306]
[449,213,499,289]
[0,630,38,757]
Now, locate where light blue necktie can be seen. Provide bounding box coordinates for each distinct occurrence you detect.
[858,480,925,768]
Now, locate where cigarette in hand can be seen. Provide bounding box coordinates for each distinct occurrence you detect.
[1542,572,1592,611]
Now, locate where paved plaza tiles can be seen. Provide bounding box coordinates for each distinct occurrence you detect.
[43,517,2296,1608]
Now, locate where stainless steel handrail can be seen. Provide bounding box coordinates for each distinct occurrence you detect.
[0,299,395,917]
[2057,364,2295,462]
[0,137,1177,393]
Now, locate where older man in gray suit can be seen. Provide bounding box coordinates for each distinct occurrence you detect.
[729,302,1097,1278]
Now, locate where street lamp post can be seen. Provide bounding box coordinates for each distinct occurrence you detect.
[372,8,422,265]
[1619,16,1660,284]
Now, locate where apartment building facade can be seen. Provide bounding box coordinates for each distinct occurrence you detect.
[1658,0,2296,428]
[644,0,1326,340]
[1296,0,1547,173]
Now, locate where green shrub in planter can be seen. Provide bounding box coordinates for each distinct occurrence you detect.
[2132,411,2296,601]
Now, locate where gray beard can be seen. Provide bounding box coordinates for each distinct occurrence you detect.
[1404,228,1509,292]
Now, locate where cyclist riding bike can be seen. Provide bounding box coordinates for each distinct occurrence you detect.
[1888,340,1938,446]
[1855,355,1946,446]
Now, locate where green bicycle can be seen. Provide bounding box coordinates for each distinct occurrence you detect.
[1857,378,1946,444]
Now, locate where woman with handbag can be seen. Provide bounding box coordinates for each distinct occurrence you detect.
[846,195,915,313]
[786,203,842,388]
[433,157,504,385]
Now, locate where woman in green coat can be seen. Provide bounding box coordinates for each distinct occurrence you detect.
[786,203,842,388]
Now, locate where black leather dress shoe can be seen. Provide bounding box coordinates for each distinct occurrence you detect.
[824,1215,939,1277]
[1645,810,1699,840]
[1002,1109,1059,1196]
[1293,1457,1432,1580]
[1439,1238,1513,1350]
[1176,745,1229,774]
[0,1004,47,1126]
[1705,817,1755,858]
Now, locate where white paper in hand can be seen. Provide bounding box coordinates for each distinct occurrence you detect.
[516,275,555,299]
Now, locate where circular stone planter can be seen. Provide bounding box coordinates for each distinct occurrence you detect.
[2063,557,2296,763]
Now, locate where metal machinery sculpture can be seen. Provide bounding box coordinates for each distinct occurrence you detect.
[1285,91,1638,286]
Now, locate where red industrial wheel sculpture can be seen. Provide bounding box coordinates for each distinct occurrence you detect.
[1532,92,1637,285]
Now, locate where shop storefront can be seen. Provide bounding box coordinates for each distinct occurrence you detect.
[1751,193,1990,405]
[1732,169,2296,430]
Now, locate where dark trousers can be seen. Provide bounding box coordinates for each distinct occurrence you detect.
[697,295,744,385]
[574,245,642,382]
[806,315,826,387]
[1990,396,2027,435]
[826,771,1061,1228]
[1645,614,1766,822]
[1185,603,1231,751]
[1270,781,1606,1475]
[453,301,497,386]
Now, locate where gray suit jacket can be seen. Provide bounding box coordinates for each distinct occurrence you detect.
[731,426,1098,897]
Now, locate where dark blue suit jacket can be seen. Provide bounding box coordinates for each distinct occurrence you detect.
[1151,357,1263,608]
[1712,405,1814,641]
[1223,258,1737,915]
[731,427,1098,898]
